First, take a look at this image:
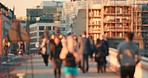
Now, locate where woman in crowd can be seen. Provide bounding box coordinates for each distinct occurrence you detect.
[50,36,62,78]
[41,29,50,66]
[60,35,80,78]
[94,38,105,73]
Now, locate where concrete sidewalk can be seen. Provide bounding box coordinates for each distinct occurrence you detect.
[9,55,120,78]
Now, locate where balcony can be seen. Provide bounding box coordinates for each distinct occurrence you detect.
[89,16,101,18]
[89,24,101,26]
[104,19,115,23]
[90,28,101,33]
[104,13,131,16]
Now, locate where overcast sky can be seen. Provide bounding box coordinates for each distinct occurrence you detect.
[1,0,66,17]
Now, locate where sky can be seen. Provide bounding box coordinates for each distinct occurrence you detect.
[1,0,66,17]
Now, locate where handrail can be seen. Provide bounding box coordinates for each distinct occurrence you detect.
[109,48,148,63]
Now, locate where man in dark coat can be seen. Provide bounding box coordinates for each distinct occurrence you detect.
[101,35,109,72]
[78,31,91,73]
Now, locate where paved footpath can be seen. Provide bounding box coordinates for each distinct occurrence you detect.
[7,55,120,78]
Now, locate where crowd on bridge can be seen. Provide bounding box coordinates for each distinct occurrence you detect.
[35,29,109,78]
[35,28,141,78]
[2,28,141,78]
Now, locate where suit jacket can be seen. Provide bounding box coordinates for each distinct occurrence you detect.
[78,37,91,55]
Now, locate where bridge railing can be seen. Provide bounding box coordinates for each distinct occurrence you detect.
[107,48,148,78]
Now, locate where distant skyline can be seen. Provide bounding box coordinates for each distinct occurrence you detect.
[1,0,66,17]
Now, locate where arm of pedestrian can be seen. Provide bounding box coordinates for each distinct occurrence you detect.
[117,43,122,64]
[135,55,141,65]
[135,46,141,65]
[73,52,80,63]
[60,47,68,60]
[41,39,46,48]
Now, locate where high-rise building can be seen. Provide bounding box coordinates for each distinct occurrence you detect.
[61,0,93,34]
[72,0,148,49]
[88,4,102,41]
[102,0,131,38]
[26,1,65,51]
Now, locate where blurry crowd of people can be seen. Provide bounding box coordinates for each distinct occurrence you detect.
[3,27,140,78]
[36,29,109,78]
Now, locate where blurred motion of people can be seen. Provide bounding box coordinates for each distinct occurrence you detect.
[78,31,91,73]
[94,38,105,73]
[101,35,109,72]
[41,29,50,66]
[3,36,10,56]
[60,35,80,78]
[50,36,62,78]
[17,42,25,56]
[35,41,41,55]
[88,35,95,61]
[117,32,141,78]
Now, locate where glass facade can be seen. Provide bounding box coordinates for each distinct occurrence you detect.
[39,26,44,30]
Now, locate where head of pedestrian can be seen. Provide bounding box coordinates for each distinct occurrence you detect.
[101,35,107,40]
[3,36,8,42]
[59,34,63,39]
[82,31,86,37]
[125,32,134,42]
[50,34,55,40]
[67,32,72,36]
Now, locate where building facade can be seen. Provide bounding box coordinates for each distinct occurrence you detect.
[61,0,93,34]
[0,3,15,55]
[71,0,148,50]
[88,4,102,41]
[26,1,64,33]
[26,1,66,51]
[29,23,54,52]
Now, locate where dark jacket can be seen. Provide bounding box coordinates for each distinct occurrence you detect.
[79,37,91,55]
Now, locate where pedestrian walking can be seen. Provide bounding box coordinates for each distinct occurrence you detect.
[117,32,141,78]
[17,42,25,56]
[94,38,105,73]
[88,35,95,61]
[60,35,80,78]
[101,35,109,72]
[78,31,91,73]
[50,36,62,78]
[3,36,10,56]
[41,29,50,66]
[35,41,41,55]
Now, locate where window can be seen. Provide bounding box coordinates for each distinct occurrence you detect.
[39,26,44,30]
[145,43,148,49]
[48,26,51,30]
[117,8,120,13]
[30,44,36,48]
[60,27,65,31]
[39,32,44,36]
[116,18,120,22]
[31,38,37,43]
[30,33,37,37]
[53,26,56,30]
